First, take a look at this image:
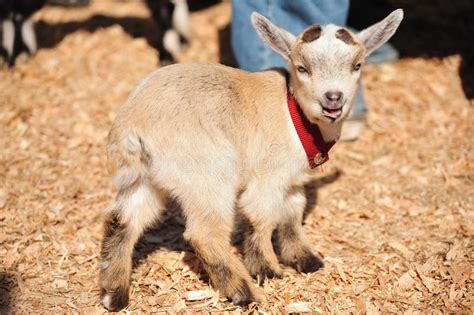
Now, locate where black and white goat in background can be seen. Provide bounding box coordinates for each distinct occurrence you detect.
[0,0,46,66]
[145,0,191,65]
[0,0,190,67]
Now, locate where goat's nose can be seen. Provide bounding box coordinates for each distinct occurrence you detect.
[325,91,343,102]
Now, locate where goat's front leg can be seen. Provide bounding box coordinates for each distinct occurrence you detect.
[242,220,282,284]
[277,189,324,273]
[239,182,284,283]
[184,217,265,305]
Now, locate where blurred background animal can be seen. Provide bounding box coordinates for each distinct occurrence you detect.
[0,0,47,66]
[144,0,191,65]
[0,0,190,67]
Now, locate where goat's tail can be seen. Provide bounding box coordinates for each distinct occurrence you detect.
[107,130,150,189]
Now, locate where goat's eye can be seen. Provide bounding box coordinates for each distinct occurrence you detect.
[297,66,308,74]
[353,63,362,71]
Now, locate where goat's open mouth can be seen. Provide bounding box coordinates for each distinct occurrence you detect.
[322,106,343,119]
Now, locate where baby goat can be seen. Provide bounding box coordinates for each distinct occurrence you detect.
[99,9,403,311]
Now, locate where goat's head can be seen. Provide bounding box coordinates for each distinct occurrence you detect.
[251,9,403,124]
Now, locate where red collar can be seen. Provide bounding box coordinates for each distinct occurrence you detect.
[287,91,336,169]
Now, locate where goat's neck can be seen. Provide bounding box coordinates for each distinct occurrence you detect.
[317,121,342,143]
[287,81,342,143]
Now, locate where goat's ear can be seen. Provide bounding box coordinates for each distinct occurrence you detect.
[357,9,404,56]
[251,12,296,62]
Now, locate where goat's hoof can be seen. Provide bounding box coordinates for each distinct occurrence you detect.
[101,287,129,311]
[295,251,324,273]
[229,279,265,306]
[244,256,282,284]
[254,266,282,286]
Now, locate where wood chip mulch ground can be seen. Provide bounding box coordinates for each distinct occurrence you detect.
[1,0,472,313]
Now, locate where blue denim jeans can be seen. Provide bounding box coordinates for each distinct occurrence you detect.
[231,0,367,117]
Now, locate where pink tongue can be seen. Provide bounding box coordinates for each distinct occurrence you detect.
[323,109,342,118]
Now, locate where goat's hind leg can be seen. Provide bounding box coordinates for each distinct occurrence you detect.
[99,181,165,311]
